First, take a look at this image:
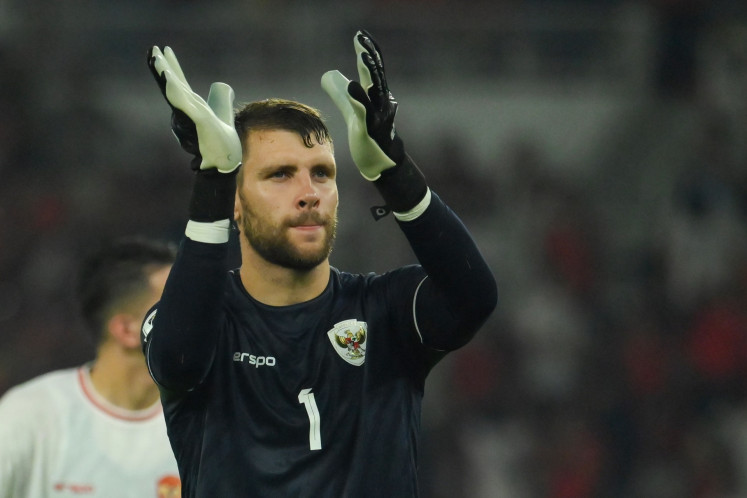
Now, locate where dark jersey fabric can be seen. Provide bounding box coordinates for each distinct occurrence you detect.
[143,192,497,497]
[164,266,430,497]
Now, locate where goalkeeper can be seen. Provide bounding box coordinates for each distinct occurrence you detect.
[143,30,497,497]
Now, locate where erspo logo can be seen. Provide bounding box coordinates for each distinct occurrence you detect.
[233,351,277,368]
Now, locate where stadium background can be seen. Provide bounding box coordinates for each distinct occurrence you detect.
[1,0,746,496]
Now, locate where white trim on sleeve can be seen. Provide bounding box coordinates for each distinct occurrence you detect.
[393,188,432,222]
[185,219,231,244]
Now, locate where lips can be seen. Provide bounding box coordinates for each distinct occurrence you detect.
[289,213,327,228]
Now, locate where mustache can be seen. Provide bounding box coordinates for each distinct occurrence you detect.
[287,212,329,227]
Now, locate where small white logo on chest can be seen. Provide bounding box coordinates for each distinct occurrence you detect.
[233,352,277,368]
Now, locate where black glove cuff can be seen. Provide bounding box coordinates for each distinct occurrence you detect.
[189,169,237,222]
[373,153,428,213]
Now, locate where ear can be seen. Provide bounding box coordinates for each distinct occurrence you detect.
[107,313,142,350]
[234,189,241,224]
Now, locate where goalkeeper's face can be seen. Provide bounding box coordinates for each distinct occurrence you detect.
[235,128,338,271]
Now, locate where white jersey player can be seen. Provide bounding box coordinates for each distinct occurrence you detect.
[0,238,181,497]
[0,365,180,498]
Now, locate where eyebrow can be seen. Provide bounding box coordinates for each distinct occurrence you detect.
[255,163,296,175]
[257,161,335,173]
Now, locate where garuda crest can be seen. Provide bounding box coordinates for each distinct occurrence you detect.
[327,319,368,366]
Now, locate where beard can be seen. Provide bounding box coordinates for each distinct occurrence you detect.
[238,199,337,271]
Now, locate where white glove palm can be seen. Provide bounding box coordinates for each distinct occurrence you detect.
[321,30,401,181]
[148,46,241,173]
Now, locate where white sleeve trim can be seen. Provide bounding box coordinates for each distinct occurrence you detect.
[393,188,432,222]
[412,276,428,344]
[185,219,231,244]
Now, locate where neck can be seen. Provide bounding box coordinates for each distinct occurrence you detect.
[89,347,160,411]
[239,248,331,306]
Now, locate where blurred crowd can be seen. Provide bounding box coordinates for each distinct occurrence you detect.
[418,109,747,497]
[1,0,747,497]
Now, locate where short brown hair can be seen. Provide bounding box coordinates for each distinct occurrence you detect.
[77,237,176,345]
[234,98,332,150]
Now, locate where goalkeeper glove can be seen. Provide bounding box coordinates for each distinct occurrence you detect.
[148,46,240,229]
[148,46,241,174]
[322,30,428,215]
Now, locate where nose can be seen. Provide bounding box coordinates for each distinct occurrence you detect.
[298,191,320,210]
[297,175,320,210]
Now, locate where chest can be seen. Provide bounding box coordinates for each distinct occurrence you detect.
[202,302,408,452]
[220,305,372,405]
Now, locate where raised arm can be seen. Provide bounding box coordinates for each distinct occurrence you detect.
[141,46,241,392]
[322,30,497,351]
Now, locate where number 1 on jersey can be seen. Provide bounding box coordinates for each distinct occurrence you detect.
[298,388,322,451]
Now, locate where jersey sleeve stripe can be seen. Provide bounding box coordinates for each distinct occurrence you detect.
[412,276,428,344]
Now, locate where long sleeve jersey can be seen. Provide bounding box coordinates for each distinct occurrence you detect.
[142,191,497,497]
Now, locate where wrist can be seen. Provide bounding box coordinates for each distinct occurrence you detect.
[393,188,431,222]
[185,219,231,244]
[373,153,428,213]
[189,169,237,222]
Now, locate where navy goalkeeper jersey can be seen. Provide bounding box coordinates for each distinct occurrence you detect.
[160,265,431,497]
[143,192,497,497]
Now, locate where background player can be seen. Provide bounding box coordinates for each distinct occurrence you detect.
[143,30,496,496]
[0,237,181,498]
